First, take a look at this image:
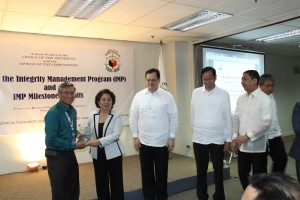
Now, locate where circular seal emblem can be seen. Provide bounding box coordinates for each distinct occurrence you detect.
[105,49,121,72]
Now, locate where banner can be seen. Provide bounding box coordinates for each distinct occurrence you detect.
[158,45,168,90]
[0,37,134,135]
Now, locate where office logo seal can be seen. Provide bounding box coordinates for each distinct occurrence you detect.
[105,49,121,72]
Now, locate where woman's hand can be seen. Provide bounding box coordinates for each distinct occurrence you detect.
[86,139,101,147]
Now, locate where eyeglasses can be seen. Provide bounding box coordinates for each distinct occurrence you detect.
[61,91,75,96]
[202,78,214,83]
[146,79,159,82]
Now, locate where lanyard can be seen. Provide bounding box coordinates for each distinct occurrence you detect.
[65,111,73,126]
[65,111,76,144]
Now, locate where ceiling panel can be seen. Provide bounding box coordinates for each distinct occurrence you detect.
[6,0,65,15]
[1,12,49,33]
[172,0,227,9]
[40,17,88,36]
[102,25,155,40]
[0,0,7,10]
[133,28,203,43]
[268,35,300,46]
[93,0,168,24]
[211,0,277,14]
[0,11,3,24]
[134,28,182,42]
[283,17,300,28]
[241,0,300,20]
[131,3,200,28]
[190,16,261,35]
[73,21,124,38]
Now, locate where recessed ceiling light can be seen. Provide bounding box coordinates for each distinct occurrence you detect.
[56,0,118,20]
[162,10,232,32]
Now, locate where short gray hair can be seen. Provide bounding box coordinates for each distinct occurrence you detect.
[259,74,275,86]
[58,82,76,93]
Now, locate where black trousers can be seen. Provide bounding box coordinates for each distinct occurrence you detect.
[296,160,300,184]
[268,136,288,172]
[47,151,80,200]
[93,147,124,200]
[193,143,225,200]
[139,144,169,200]
[238,150,268,190]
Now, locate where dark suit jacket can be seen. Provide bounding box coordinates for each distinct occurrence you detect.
[289,102,300,160]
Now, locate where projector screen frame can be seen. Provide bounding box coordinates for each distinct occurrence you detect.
[194,44,265,113]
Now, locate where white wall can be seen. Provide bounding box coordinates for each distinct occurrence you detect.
[168,42,195,157]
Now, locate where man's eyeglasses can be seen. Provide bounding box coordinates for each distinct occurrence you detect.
[61,91,75,96]
[146,79,159,82]
[202,78,214,83]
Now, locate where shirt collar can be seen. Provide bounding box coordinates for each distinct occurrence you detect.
[248,87,260,98]
[145,87,162,94]
[58,101,74,113]
[201,86,217,93]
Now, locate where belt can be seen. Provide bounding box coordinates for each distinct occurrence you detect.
[47,149,74,154]
[58,150,74,154]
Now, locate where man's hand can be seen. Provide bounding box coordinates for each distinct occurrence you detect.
[133,137,141,151]
[223,142,229,152]
[167,139,175,152]
[76,141,86,149]
[235,134,249,145]
[230,140,238,153]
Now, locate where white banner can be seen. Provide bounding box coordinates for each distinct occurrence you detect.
[0,37,134,135]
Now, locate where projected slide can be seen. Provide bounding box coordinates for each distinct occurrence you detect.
[202,46,264,113]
